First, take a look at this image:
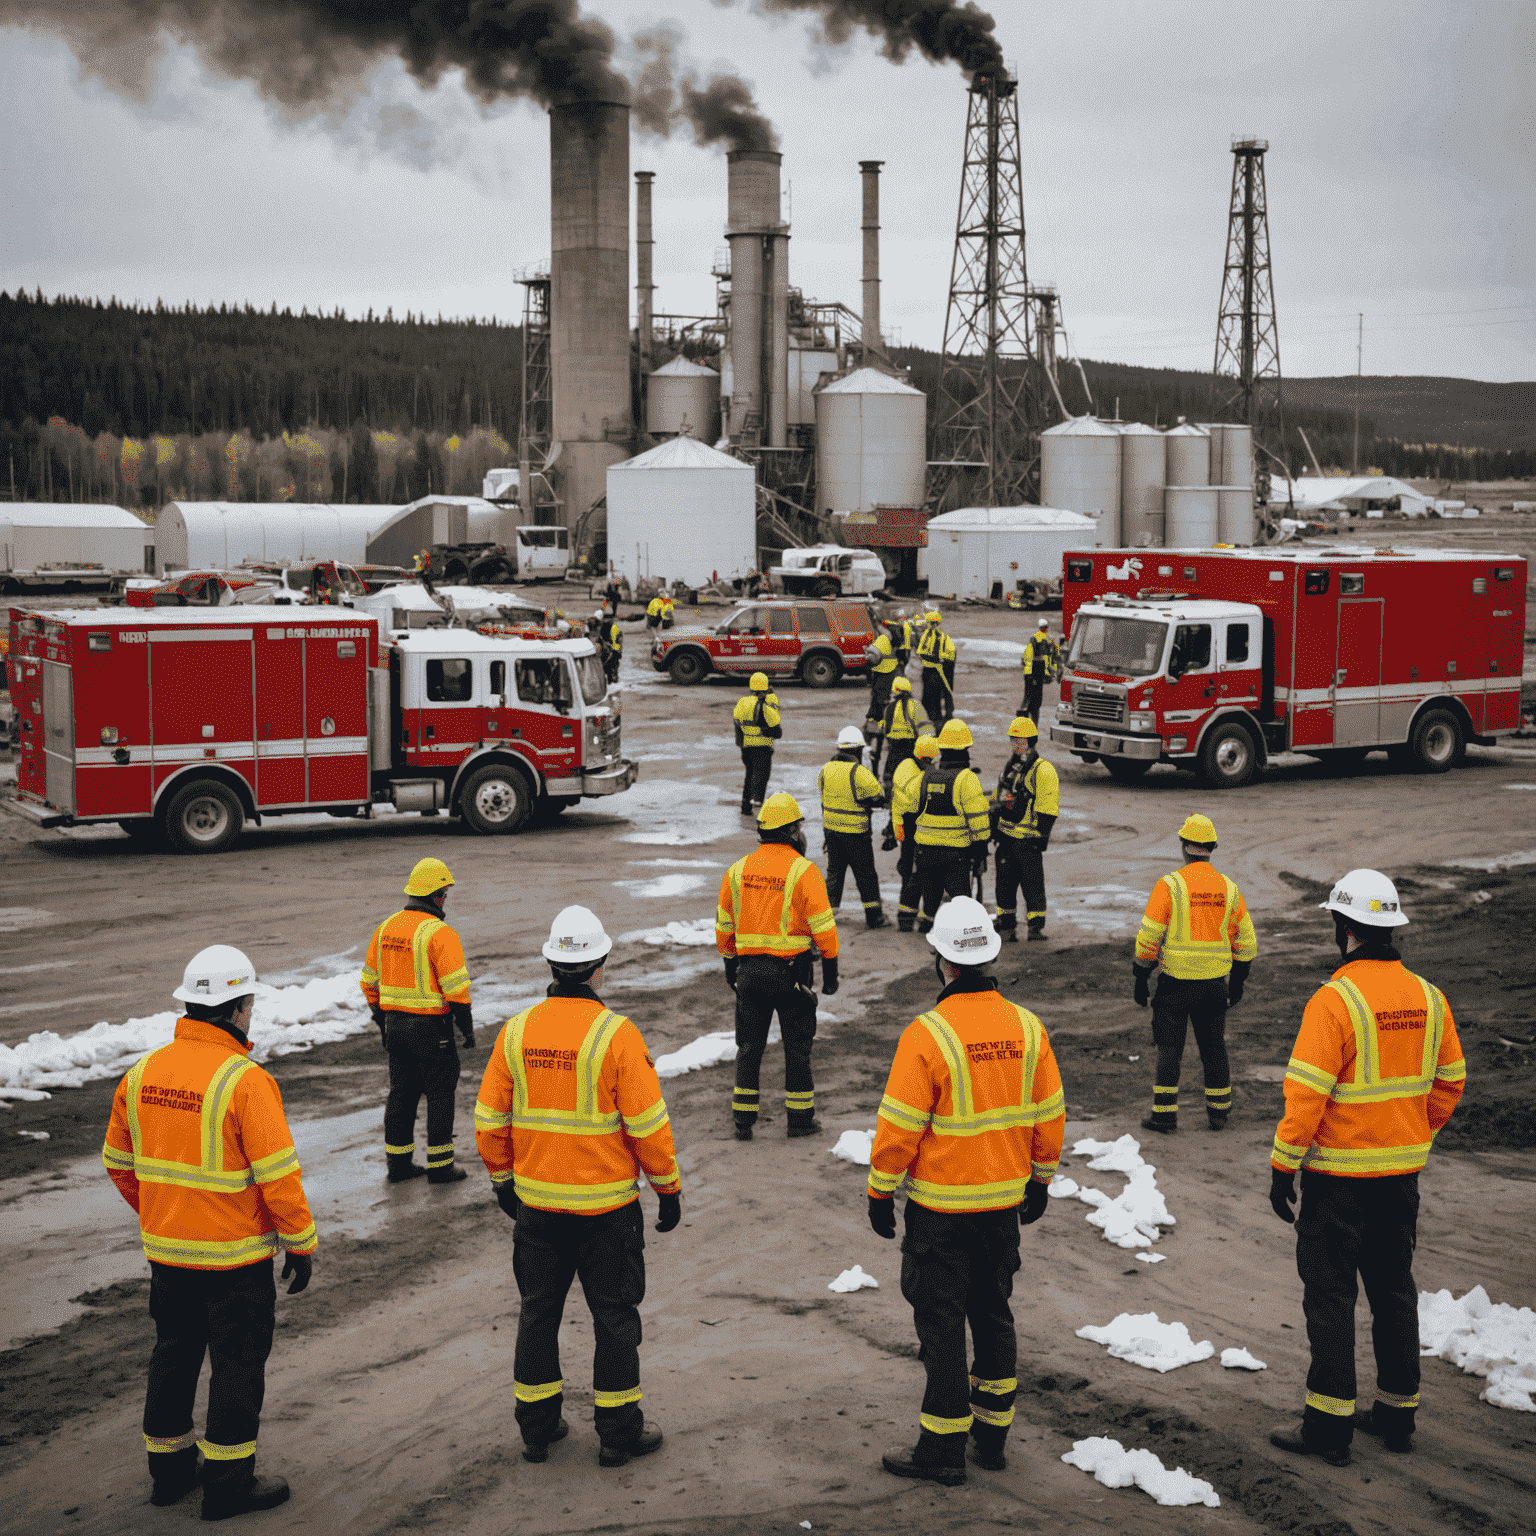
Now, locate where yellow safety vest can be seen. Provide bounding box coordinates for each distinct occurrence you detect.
[818,757,884,835]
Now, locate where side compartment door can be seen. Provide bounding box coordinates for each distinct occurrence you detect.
[255,625,305,806]
[304,632,370,802]
[41,660,76,813]
[1486,564,1522,730]
[1288,569,1338,748]
[418,653,480,767]
[74,631,151,817]
[149,629,256,803]
[1334,599,1384,746]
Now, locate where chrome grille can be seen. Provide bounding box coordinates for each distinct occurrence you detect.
[1073,691,1125,726]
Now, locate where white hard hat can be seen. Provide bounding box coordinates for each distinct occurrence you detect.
[1319,869,1409,928]
[926,897,1002,964]
[542,904,614,963]
[173,944,259,1005]
[593,610,605,619]
[837,726,866,749]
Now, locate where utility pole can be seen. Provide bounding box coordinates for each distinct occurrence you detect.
[1352,313,1362,476]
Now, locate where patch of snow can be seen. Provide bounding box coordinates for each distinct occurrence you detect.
[1135,1252,1166,1265]
[828,1264,879,1293]
[1220,1348,1266,1370]
[1052,885,1148,935]
[1061,1438,1220,1508]
[612,872,710,899]
[616,917,718,947]
[1048,1176,1081,1199]
[16,1130,50,1140]
[1504,784,1536,791]
[592,778,748,846]
[1076,1313,1214,1372]
[1451,850,1536,871]
[605,956,723,992]
[0,1087,52,1104]
[1419,1286,1536,1412]
[954,637,1026,669]
[628,857,726,870]
[1069,1136,1176,1248]
[829,1129,876,1166]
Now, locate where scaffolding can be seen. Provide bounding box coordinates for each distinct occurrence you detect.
[515,268,558,521]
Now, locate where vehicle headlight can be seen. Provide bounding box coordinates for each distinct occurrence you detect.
[1130,712,1156,732]
[1168,735,1188,752]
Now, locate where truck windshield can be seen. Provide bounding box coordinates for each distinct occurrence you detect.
[1068,614,1168,678]
[573,654,606,705]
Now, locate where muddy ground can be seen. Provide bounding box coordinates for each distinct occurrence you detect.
[2,600,1535,1536]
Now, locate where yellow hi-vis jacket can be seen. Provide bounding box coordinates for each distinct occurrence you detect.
[1272,958,1465,1179]
[1135,862,1257,980]
[733,692,782,749]
[870,634,899,674]
[716,841,839,961]
[890,755,924,842]
[870,978,1065,1212]
[1021,632,1060,683]
[818,754,886,835]
[994,755,1060,842]
[361,908,472,1016]
[917,626,957,669]
[912,762,991,848]
[883,695,930,743]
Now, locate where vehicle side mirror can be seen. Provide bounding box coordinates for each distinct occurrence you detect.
[1168,656,1184,682]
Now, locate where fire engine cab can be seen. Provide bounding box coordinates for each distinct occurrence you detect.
[1048,545,1527,789]
[7,607,637,852]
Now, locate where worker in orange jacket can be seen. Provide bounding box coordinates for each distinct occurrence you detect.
[867,897,1065,1486]
[717,792,840,1140]
[1267,869,1466,1468]
[102,945,317,1521]
[475,906,682,1469]
[361,857,474,1184]
[1132,813,1258,1133]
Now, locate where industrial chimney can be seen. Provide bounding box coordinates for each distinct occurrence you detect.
[549,98,633,536]
[859,160,884,362]
[726,149,788,448]
[635,170,655,378]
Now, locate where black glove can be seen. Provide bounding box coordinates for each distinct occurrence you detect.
[654,1193,682,1234]
[868,1195,896,1240]
[1133,967,1151,1008]
[1019,1179,1050,1226]
[972,845,989,877]
[881,824,898,852]
[897,840,914,880]
[1270,1168,1297,1224]
[724,956,739,993]
[821,956,839,997]
[280,1251,312,1295]
[1228,960,1251,1009]
[450,1001,475,1049]
[372,1007,388,1049]
[495,1182,521,1222]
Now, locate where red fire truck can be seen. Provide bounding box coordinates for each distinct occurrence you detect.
[1048,545,1527,788]
[7,607,636,852]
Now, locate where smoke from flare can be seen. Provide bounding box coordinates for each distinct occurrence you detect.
[631,24,778,153]
[749,0,1005,75]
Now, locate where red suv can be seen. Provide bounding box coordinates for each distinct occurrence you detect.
[651,599,877,688]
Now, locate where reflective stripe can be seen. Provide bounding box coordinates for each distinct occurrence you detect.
[279,1221,317,1252]
[1031,1160,1058,1180]
[250,1145,300,1185]
[359,963,378,985]
[908,1174,1028,1210]
[878,1093,929,1132]
[385,1141,417,1155]
[102,1143,136,1172]
[376,914,452,1012]
[1272,1135,1307,1171]
[594,1387,643,1408]
[784,1091,814,1109]
[868,1168,904,1194]
[622,1099,670,1139]
[1305,1391,1354,1417]
[1374,1388,1420,1408]
[142,1230,278,1267]
[1158,871,1241,979]
[199,1437,258,1461]
[438,965,471,998]
[970,1404,1015,1426]
[145,1429,199,1453]
[919,1412,972,1435]
[1304,1142,1432,1174]
[514,1379,564,1403]
[970,1376,1017,1394]
[1435,1059,1466,1082]
[426,1140,454,1168]
[505,1005,626,1137]
[513,1173,638,1210]
[201,1055,255,1171]
[474,1101,514,1131]
[131,1156,255,1193]
[1323,974,1445,1104]
[1285,1057,1338,1096]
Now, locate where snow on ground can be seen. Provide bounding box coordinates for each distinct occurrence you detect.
[616,917,718,947]
[613,872,711,899]
[1076,1313,1215,1372]
[1220,1348,1266,1370]
[1135,1252,1166,1265]
[1451,850,1536,871]
[829,1128,876,1166]
[629,858,726,870]
[1051,885,1148,936]
[827,1264,879,1293]
[1420,1286,1536,1411]
[654,1023,779,1080]
[1068,1135,1177,1249]
[1061,1438,1220,1508]
[954,637,1026,669]
[1047,1175,1081,1198]
[590,778,747,846]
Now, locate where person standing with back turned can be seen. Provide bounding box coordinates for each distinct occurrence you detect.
[906,718,992,935]
[1267,869,1465,1468]
[818,725,891,930]
[733,670,782,817]
[1019,619,1060,724]
[991,716,1060,943]
[916,609,957,726]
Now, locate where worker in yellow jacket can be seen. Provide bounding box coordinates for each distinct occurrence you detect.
[733,671,782,816]
[991,717,1060,942]
[916,609,957,725]
[880,678,932,796]
[864,630,901,776]
[904,718,991,934]
[889,734,940,930]
[818,725,890,929]
[1019,621,1060,724]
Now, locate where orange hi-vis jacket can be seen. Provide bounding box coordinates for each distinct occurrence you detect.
[1272,957,1465,1179]
[360,908,472,1016]
[475,991,682,1214]
[102,1019,318,1269]
[1135,861,1258,980]
[716,841,840,961]
[869,980,1065,1213]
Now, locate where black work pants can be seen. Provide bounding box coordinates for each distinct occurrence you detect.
[733,953,819,1128]
[900,1201,1021,1466]
[916,846,973,932]
[144,1259,275,1497]
[384,1013,460,1170]
[866,677,895,767]
[739,747,773,812]
[995,840,1047,932]
[1296,1171,1420,1452]
[1021,679,1045,724]
[922,667,953,726]
[896,838,920,929]
[1149,976,1230,1124]
[882,740,914,797]
[604,653,621,683]
[512,1201,647,1448]
[825,829,884,921]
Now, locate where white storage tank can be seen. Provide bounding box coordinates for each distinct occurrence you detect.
[1164,424,1211,487]
[1165,486,1220,547]
[1217,487,1255,545]
[814,367,927,514]
[1220,423,1254,490]
[919,505,1097,601]
[647,356,721,442]
[787,348,838,427]
[1116,423,1166,547]
[1040,417,1121,546]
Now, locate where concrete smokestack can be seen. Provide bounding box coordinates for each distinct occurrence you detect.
[860,160,884,360]
[726,149,788,448]
[635,171,655,379]
[550,99,633,535]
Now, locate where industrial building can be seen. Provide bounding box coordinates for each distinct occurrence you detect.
[1,503,152,579]
[1268,476,1433,518]
[156,502,420,573]
[920,505,1095,601]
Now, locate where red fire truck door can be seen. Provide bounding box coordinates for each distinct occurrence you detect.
[1334,600,1384,747]
[304,633,369,802]
[149,629,256,802]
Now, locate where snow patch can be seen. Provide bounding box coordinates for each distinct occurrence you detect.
[612,872,710,899]
[954,637,1026,669]
[616,917,718,947]
[1061,1438,1220,1507]
[829,1129,876,1166]
[16,1130,50,1140]
[1052,885,1147,935]
[1220,1348,1267,1370]
[1076,1313,1214,1372]
[653,1022,779,1079]
[1047,1175,1080,1199]
[592,778,747,846]
[1069,1136,1177,1249]
[1451,850,1536,871]
[1135,1252,1165,1265]
[828,1265,879,1293]
[1419,1286,1536,1412]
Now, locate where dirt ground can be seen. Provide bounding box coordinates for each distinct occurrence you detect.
[3,594,1535,1536]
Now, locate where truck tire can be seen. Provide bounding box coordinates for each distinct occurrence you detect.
[1104,757,1153,784]
[668,649,707,686]
[460,763,531,834]
[443,558,470,585]
[800,651,842,689]
[161,778,244,855]
[1408,708,1464,774]
[1197,720,1258,790]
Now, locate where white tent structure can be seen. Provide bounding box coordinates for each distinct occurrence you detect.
[1270,477,1432,518]
[155,502,404,572]
[606,436,755,589]
[1,504,151,575]
[920,505,1096,601]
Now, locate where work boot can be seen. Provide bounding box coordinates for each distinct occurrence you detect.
[1027,924,1047,943]
[598,1421,664,1468]
[968,1428,1008,1472]
[880,1444,966,1486]
[386,1157,428,1183]
[1207,1113,1229,1132]
[1140,1113,1176,1135]
[866,910,891,930]
[1269,1425,1350,1468]
[1000,928,1018,944]
[201,1474,291,1522]
[733,1122,754,1142]
[897,918,915,933]
[522,1418,570,1464]
[427,1165,468,1185]
[1356,1409,1412,1453]
[149,1453,202,1507]
[786,1119,821,1139]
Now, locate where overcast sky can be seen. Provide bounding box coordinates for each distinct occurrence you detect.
[2,0,1532,382]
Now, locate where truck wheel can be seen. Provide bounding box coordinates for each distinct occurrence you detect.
[161,779,244,854]
[813,578,840,598]
[668,650,707,686]
[1408,708,1464,773]
[460,763,531,834]
[800,652,842,689]
[443,559,470,585]
[1197,721,1258,790]
[1104,758,1152,784]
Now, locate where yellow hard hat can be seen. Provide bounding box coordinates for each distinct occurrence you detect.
[404,857,455,896]
[913,734,940,759]
[937,718,973,750]
[749,671,770,691]
[1007,716,1039,739]
[892,677,912,694]
[924,609,943,623]
[1178,813,1218,846]
[757,792,804,831]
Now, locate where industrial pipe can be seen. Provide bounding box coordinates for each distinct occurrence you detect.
[860,160,883,360]
[635,171,654,378]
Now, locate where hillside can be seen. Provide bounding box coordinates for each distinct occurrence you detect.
[1282,375,1535,453]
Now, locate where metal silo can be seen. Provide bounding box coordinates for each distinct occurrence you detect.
[1220,423,1254,489]
[1217,488,1255,545]
[1041,417,1121,546]
[1164,424,1211,487]
[647,357,721,441]
[1116,422,1166,547]
[814,367,927,514]
[1165,486,1220,547]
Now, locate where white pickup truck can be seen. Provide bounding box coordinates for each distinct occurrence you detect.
[769,544,888,598]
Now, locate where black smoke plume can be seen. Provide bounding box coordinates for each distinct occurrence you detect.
[631,24,778,153]
[748,0,1005,75]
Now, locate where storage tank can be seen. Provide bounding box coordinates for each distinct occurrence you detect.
[1164,424,1211,487]
[1221,423,1254,490]
[1165,486,1220,547]
[1040,417,1121,546]
[1217,487,1255,545]
[814,368,927,514]
[1116,423,1166,547]
[647,357,720,441]
[920,505,1096,600]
